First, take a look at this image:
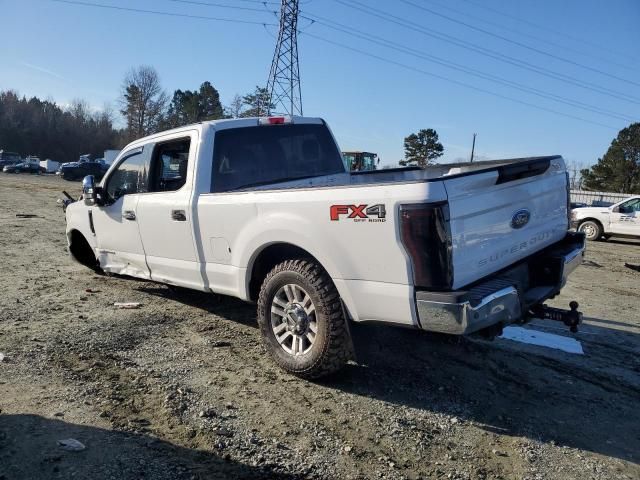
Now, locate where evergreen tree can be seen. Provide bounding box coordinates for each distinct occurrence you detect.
[198,81,224,120]
[581,122,640,193]
[165,82,224,128]
[399,128,444,167]
[239,86,274,117]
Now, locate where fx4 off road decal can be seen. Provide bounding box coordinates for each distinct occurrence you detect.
[330,204,387,223]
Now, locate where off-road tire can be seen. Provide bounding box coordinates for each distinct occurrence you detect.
[257,259,351,379]
[578,220,602,241]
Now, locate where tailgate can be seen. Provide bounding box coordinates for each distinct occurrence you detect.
[444,156,569,289]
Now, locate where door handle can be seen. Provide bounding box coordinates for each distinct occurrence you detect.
[122,210,136,221]
[171,210,186,221]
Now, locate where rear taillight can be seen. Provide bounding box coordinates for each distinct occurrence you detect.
[399,203,453,290]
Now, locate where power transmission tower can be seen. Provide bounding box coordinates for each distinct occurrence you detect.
[266,0,302,116]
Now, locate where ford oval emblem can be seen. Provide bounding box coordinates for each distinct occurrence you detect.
[511,209,531,229]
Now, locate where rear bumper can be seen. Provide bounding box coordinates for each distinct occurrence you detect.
[416,232,586,335]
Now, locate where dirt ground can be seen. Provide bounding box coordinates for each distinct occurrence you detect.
[1,174,639,480]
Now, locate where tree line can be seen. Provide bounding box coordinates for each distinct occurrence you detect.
[0,91,119,162]
[1,63,638,193]
[0,65,272,162]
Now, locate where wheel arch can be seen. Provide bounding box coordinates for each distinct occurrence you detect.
[247,242,329,302]
[578,217,604,230]
[68,229,99,270]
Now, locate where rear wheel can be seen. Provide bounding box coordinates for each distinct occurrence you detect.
[257,259,351,379]
[578,220,602,241]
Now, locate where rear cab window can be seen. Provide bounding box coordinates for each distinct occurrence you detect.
[211,123,344,192]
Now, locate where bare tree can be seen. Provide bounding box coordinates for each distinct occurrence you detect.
[120,66,167,140]
[226,94,244,118]
[566,160,585,190]
[67,99,92,123]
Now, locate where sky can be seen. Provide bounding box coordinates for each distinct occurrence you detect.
[1,0,639,167]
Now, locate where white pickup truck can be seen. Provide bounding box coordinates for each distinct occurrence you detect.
[65,116,585,378]
[572,196,640,241]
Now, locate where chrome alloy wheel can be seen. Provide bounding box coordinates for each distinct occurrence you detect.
[579,222,597,240]
[270,284,317,356]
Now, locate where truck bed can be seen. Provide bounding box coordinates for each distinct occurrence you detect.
[239,156,560,192]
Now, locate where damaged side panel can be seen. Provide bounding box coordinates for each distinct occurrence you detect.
[97,250,151,279]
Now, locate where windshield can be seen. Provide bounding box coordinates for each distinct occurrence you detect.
[211,123,344,192]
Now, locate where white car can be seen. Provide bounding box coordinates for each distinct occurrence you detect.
[572,196,640,241]
[64,116,585,378]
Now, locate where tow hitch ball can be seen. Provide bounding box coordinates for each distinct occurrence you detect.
[530,301,582,333]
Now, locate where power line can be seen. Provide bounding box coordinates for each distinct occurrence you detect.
[334,0,640,105]
[154,0,640,103]
[166,0,277,15]
[299,11,636,122]
[420,0,640,74]
[399,0,640,88]
[47,0,277,25]
[299,30,617,130]
[219,0,279,3]
[458,0,640,65]
[41,0,630,128]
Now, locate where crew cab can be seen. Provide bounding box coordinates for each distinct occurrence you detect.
[65,116,585,378]
[572,196,640,240]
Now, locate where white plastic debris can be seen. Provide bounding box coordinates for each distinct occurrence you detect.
[57,438,86,452]
[0,352,5,362]
[114,302,141,309]
[500,326,584,355]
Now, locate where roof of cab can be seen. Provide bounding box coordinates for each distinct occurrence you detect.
[124,116,325,148]
[204,115,324,131]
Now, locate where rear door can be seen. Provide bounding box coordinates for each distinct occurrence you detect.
[443,157,569,289]
[609,198,640,235]
[135,131,203,290]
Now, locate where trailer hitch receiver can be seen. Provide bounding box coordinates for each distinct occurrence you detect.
[530,301,582,333]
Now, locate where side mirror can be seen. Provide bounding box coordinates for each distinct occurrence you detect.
[611,206,620,213]
[82,175,101,206]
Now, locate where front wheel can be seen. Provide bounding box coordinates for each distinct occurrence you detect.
[257,259,351,379]
[578,220,602,241]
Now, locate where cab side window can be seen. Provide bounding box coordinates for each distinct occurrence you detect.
[105,149,147,202]
[149,139,191,192]
[620,198,640,213]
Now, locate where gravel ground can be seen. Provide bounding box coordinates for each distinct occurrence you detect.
[1,174,639,480]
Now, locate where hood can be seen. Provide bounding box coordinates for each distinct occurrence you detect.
[573,206,610,215]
